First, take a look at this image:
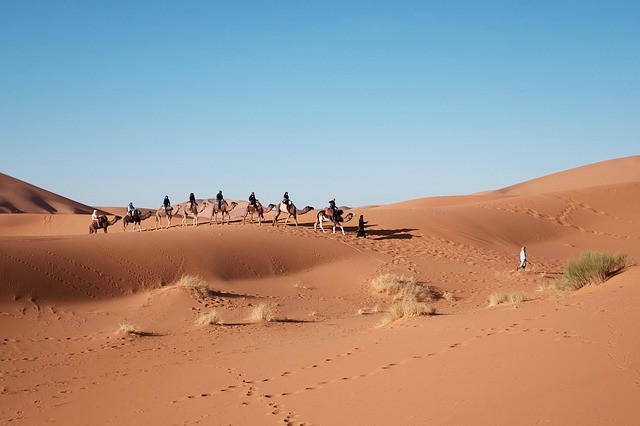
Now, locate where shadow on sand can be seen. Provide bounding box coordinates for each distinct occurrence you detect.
[368,227,419,240]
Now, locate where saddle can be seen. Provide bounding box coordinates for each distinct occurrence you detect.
[324,208,333,217]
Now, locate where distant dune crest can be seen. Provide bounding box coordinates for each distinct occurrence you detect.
[495,156,640,196]
[0,173,97,214]
[1,156,638,215]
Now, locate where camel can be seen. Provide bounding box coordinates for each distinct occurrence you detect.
[243,201,276,225]
[89,215,122,234]
[210,200,238,225]
[181,200,210,227]
[272,202,314,226]
[314,208,354,235]
[155,204,182,230]
[123,210,154,232]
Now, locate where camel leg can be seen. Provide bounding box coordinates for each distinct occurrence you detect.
[339,224,345,235]
[319,217,327,233]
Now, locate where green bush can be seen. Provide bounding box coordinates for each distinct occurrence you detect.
[554,251,627,294]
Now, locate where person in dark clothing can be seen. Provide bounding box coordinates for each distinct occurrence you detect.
[189,192,197,209]
[216,190,224,209]
[328,198,337,220]
[249,192,257,207]
[163,195,171,211]
[282,191,290,206]
[356,215,367,238]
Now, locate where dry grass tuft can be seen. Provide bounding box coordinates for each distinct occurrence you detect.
[377,299,436,328]
[246,303,276,323]
[442,291,456,301]
[358,305,382,315]
[115,323,143,336]
[488,291,527,307]
[196,309,224,326]
[293,281,311,290]
[173,275,212,299]
[371,273,436,301]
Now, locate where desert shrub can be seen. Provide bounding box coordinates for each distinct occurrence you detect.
[173,275,211,299]
[488,291,527,307]
[357,305,381,315]
[196,309,224,326]
[246,303,276,323]
[115,323,142,335]
[377,299,436,328]
[554,251,627,295]
[441,291,456,301]
[371,273,436,301]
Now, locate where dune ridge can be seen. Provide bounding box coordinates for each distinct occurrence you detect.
[0,172,101,214]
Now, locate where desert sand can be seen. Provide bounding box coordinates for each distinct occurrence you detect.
[1,156,640,425]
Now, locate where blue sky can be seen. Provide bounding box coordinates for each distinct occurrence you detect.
[1,1,638,209]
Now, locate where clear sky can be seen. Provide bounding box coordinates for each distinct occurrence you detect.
[1,1,638,209]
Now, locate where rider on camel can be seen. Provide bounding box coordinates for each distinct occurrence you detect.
[329,198,338,221]
[189,193,197,210]
[163,195,171,211]
[127,202,135,218]
[249,192,257,207]
[216,190,224,209]
[282,191,290,206]
[92,209,102,227]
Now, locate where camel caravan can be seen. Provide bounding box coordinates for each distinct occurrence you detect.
[90,192,357,236]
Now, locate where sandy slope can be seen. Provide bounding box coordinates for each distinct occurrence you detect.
[0,173,100,215]
[1,156,640,425]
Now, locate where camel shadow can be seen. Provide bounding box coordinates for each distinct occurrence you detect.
[368,227,419,240]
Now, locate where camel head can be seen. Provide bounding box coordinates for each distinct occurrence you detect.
[298,205,314,215]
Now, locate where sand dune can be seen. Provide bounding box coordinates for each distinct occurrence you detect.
[0,173,101,214]
[2,156,640,424]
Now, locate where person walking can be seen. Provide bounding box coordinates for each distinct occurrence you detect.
[517,246,527,271]
[356,214,368,238]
